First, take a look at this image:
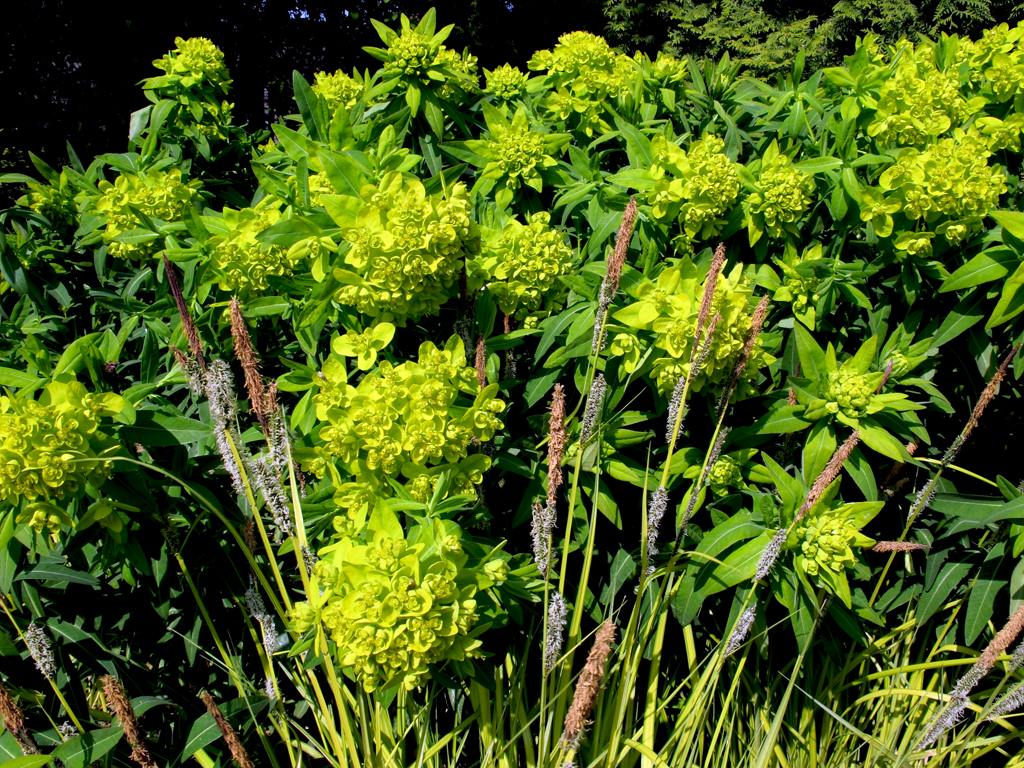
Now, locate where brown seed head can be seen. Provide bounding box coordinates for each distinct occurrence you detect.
[0,682,38,755]
[796,431,860,522]
[561,620,617,750]
[102,676,157,768]
[604,197,638,296]
[201,692,255,768]
[787,387,798,406]
[230,298,269,430]
[164,255,205,364]
[475,336,487,389]
[870,541,931,553]
[694,243,726,359]
[721,295,770,407]
[547,384,567,510]
[965,344,1021,439]
[978,605,1024,676]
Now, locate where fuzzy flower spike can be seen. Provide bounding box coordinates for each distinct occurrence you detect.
[593,197,638,353]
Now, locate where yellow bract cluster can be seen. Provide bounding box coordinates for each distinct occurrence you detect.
[306,336,504,527]
[878,128,1007,252]
[291,509,503,693]
[152,36,231,91]
[484,64,529,101]
[648,134,741,252]
[0,381,123,507]
[745,141,815,243]
[471,211,574,322]
[333,173,480,322]
[529,31,634,135]
[92,169,201,260]
[311,69,363,112]
[613,260,773,397]
[210,200,298,298]
[868,46,980,146]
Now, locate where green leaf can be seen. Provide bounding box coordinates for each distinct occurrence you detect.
[523,367,562,408]
[293,70,324,142]
[613,118,654,168]
[744,404,814,435]
[15,561,99,586]
[933,495,1024,537]
[857,423,910,461]
[673,513,765,626]
[941,247,1019,292]
[119,411,213,447]
[271,124,311,161]
[606,548,636,606]
[991,210,1024,241]
[605,168,656,190]
[0,367,41,389]
[801,421,836,485]
[240,296,290,317]
[0,757,53,768]
[319,149,369,199]
[966,577,1005,645]
[761,453,804,519]
[794,322,827,381]
[179,698,269,762]
[51,727,125,768]
[916,559,973,626]
[932,289,986,348]
[793,157,843,173]
[986,279,1024,329]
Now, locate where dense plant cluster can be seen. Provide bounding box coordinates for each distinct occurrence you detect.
[5,11,1024,768]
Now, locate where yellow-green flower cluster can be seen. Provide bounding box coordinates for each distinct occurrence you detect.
[472,212,574,321]
[786,496,879,606]
[311,69,363,112]
[307,336,504,525]
[291,508,500,692]
[744,141,814,243]
[333,173,480,322]
[877,128,1007,250]
[955,23,1024,102]
[528,31,634,135]
[152,37,231,92]
[146,37,234,138]
[613,260,773,397]
[385,28,441,78]
[648,134,741,252]
[707,455,742,495]
[867,44,978,146]
[976,114,1024,151]
[435,48,479,101]
[92,169,201,260]
[27,182,77,231]
[209,200,299,298]
[484,64,528,101]
[822,369,877,418]
[0,381,123,506]
[773,242,824,328]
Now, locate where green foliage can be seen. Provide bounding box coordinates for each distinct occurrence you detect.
[5,14,1024,768]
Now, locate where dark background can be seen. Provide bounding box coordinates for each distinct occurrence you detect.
[4,0,1019,181]
[0,0,604,176]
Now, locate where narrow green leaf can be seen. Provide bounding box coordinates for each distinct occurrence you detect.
[916,560,973,626]
[119,411,213,447]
